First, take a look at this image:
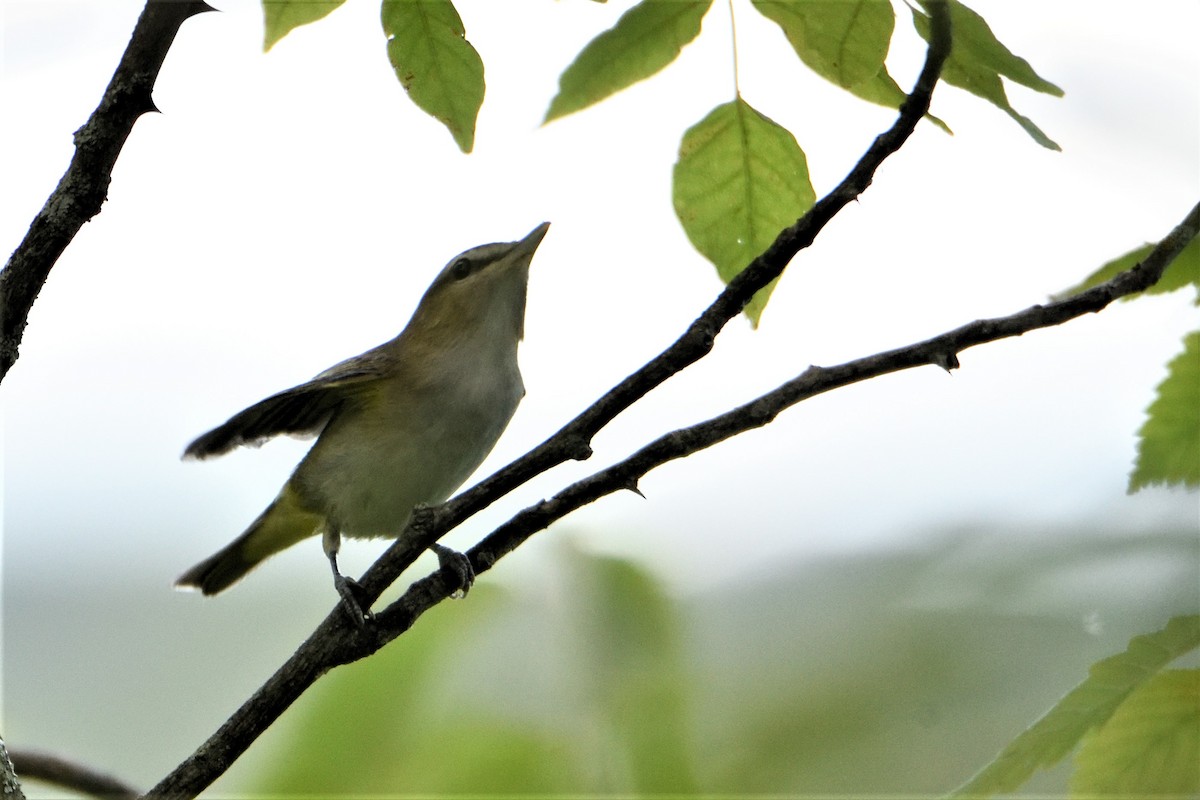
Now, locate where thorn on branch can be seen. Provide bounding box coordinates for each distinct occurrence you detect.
[564,435,593,461]
[623,478,646,498]
[930,350,960,372]
[687,323,716,355]
[136,89,161,116]
[749,400,777,424]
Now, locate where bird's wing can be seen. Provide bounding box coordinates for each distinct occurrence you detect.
[183,355,387,460]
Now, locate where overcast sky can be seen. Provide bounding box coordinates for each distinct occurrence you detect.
[3,0,1197,596]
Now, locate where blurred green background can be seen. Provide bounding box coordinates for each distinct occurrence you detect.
[7,519,1196,797]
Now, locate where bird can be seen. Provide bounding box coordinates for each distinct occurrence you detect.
[177,222,550,623]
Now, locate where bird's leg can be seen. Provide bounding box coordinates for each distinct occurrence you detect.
[323,528,371,626]
[429,543,475,599]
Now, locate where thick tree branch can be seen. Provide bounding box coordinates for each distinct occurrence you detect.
[7,748,138,800]
[145,8,957,797]
[0,0,213,383]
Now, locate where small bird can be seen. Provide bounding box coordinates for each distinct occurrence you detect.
[178,222,549,622]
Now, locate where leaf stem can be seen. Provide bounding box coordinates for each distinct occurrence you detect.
[728,0,741,97]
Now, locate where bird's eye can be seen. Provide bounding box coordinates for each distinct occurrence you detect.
[451,257,472,281]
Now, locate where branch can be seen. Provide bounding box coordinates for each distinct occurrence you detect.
[145,7,956,798]
[444,200,1200,580]
[147,184,1196,799]
[7,748,139,800]
[364,202,1200,640]
[354,0,956,610]
[0,0,214,383]
[1,737,27,800]
[362,204,1200,654]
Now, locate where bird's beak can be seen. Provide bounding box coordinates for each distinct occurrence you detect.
[513,222,550,261]
[488,222,549,278]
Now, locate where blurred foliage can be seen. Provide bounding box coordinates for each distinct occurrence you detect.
[248,545,699,797]
[242,587,583,796]
[242,527,1198,797]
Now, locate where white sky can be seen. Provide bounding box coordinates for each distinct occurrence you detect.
[2,0,1197,596]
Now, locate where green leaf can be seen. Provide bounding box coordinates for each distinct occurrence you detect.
[951,615,1200,797]
[751,0,950,133]
[673,97,816,326]
[913,0,1062,150]
[544,0,713,123]
[841,63,953,133]
[261,0,346,52]
[1055,237,1200,493]
[749,1,957,133]
[923,0,1062,95]
[1130,331,1200,491]
[750,0,894,90]
[1057,237,1200,304]
[1072,669,1200,796]
[381,0,484,153]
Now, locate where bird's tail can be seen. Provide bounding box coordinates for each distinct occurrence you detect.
[176,485,324,595]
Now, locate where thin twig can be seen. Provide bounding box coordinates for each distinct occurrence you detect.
[436,200,1199,585]
[1,737,27,800]
[368,202,1199,637]
[8,747,139,800]
[144,6,955,798]
[0,0,213,383]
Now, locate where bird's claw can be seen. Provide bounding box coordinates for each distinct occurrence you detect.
[332,571,373,627]
[430,543,475,599]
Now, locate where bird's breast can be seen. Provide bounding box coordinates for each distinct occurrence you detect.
[292,352,524,540]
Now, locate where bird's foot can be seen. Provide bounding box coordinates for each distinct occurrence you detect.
[332,571,373,628]
[430,543,475,599]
